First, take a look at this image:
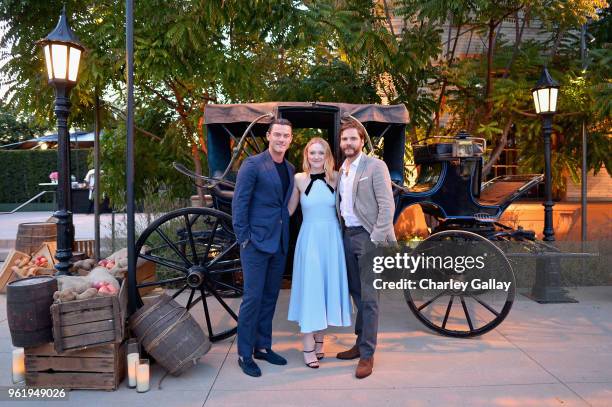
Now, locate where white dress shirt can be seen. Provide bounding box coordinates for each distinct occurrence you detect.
[339,153,363,227]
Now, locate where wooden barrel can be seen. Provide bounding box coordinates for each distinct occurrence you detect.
[129,295,210,376]
[7,276,58,347]
[15,222,56,255]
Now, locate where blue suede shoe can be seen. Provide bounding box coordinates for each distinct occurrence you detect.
[238,357,262,377]
[253,348,288,365]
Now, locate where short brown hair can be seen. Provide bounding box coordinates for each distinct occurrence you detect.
[340,119,366,141]
[268,118,292,132]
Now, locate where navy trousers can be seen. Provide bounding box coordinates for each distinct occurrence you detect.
[237,243,286,358]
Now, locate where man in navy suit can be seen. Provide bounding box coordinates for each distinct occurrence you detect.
[232,118,294,377]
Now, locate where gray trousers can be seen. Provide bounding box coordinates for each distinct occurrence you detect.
[343,226,379,358]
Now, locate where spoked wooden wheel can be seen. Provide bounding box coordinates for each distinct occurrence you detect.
[134,207,241,342]
[404,230,515,338]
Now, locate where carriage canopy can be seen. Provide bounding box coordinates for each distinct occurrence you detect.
[204,102,409,125]
[204,102,409,183]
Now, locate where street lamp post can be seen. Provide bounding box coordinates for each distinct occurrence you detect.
[528,66,575,303]
[531,66,559,242]
[38,7,84,275]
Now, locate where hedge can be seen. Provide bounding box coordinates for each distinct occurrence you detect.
[0,149,90,203]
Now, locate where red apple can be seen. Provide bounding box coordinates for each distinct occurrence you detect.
[92,281,104,289]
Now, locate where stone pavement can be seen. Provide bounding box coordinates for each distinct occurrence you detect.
[1,287,611,407]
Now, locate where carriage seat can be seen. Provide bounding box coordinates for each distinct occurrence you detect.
[210,184,234,215]
[212,184,234,201]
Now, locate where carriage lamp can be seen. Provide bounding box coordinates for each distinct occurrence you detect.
[38,7,84,275]
[532,67,559,242]
[453,130,485,158]
[455,143,473,158]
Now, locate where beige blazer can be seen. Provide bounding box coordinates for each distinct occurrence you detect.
[336,154,397,243]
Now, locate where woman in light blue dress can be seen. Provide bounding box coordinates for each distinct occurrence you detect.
[288,137,352,369]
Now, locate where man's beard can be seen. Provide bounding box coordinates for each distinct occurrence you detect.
[342,147,358,157]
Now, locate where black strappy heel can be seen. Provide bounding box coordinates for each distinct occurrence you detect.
[303,349,320,368]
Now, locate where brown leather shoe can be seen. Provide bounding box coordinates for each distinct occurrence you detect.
[336,344,360,360]
[355,357,374,379]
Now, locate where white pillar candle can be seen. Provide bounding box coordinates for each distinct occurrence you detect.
[127,353,139,388]
[136,359,150,393]
[12,348,25,384]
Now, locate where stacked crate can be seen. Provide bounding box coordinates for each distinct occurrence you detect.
[23,279,128,390]
[25,342,126,390]
[50,279,127,353]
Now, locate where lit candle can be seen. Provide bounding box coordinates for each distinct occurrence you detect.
[127,352,139,388]
[136,359,150,393]
[12,348,25,384]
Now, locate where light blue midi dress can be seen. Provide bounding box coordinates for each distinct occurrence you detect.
[288,177,352,333]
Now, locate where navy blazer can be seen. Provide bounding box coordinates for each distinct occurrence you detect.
[231,150,295,254]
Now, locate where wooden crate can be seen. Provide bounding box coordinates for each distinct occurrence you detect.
[73,239,95,258]
[32,243,56,266]
[109,260,157,296]
[137,260,157,296]
[51,279,127,353]
[0,249,30,293]
[25,341,126,390]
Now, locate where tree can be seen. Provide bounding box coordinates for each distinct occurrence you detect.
[390,0,610,187]
[1,1,406,202]
[0,101,51,145]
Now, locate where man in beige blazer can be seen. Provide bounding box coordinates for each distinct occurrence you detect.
[335,119,396,379]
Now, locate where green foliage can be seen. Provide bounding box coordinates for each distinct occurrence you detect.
[1,0,408,202]
[0,102,51,145]
[406,1,612,189]
[99,121,194,209]
[0,149,89,203]
[1,0,609,200]
[270,59,380,103]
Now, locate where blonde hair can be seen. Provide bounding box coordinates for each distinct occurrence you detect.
[302,137,335,183]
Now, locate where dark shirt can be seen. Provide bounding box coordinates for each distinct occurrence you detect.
[275,161,289,198]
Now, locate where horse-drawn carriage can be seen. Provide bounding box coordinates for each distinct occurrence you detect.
[128,102,547,341]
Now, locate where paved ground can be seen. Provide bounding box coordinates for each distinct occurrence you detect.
[1,287,612,407]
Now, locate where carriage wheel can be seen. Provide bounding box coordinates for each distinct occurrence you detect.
[404,230,515,338]
[134,207,241,342]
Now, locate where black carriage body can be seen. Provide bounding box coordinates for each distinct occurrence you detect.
[395,141,543,228]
